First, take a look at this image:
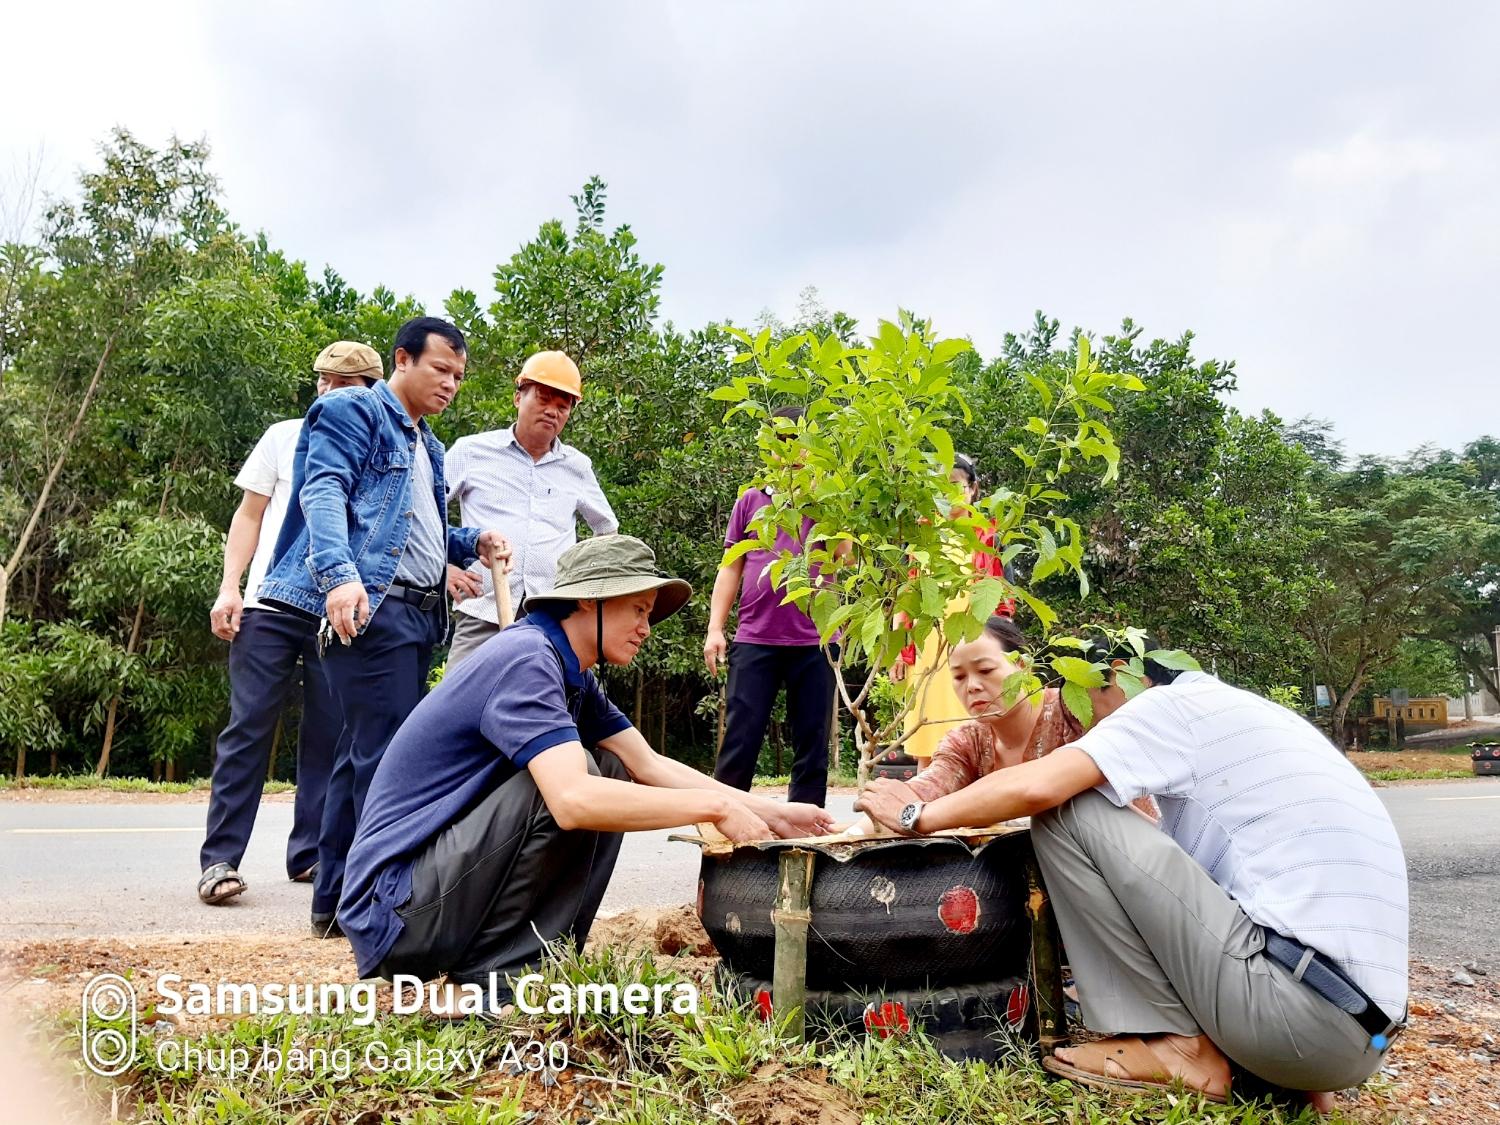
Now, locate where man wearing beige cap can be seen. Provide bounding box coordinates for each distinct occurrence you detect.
[198,342,381,906]
[443,350,616,667]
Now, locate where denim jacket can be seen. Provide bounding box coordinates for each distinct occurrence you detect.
[259,380,479,620]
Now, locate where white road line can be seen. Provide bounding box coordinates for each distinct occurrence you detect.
[8,827,200,834]
[1426,794,1500,802]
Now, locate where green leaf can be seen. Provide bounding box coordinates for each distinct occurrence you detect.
[1051,656,1106,689]
[919,577,944,618]
[969,576,1010,622]
[1145,648,1201,672]
[1061,681,1094,728]
[1117,669,1148,700]
[860,609,886,655]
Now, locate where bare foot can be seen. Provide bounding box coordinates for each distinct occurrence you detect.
[1306,1091,1336,1115]
[1054,1033,1232,1100]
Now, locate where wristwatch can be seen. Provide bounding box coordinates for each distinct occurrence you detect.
[898,801,925,834]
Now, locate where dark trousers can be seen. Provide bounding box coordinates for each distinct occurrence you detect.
[377,748,629,989]
[201,608,340,879]
[313,597,442,914]
[713,641,834,807]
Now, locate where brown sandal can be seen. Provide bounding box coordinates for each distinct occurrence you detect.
[1042,1037,1229,1104]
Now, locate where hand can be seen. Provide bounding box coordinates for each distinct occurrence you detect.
[447,564,483,600]
[325,580,370,643]
[210,589,244,641]
[854,778,924,835]
[476,530,512,570]
[704,628,728,676]
[715,800,772,844]
[757,800,837,839]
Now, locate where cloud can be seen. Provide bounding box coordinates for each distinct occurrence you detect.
[3,0,1497,458]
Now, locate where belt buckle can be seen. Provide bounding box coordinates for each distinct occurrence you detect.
[419,589,440,612]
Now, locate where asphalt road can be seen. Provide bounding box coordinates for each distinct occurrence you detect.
[2,781,1497,968]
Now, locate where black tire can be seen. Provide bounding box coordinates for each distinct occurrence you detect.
[698,833,1031,991]
[1471,743,1500,761]
[718,967,1031,1062]
[1475,759,1500,775]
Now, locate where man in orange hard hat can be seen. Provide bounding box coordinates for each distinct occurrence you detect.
[444,350,617,667]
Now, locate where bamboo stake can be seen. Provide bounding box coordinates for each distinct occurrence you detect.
[771,848,816,1041]
[1025,847,1067,1052]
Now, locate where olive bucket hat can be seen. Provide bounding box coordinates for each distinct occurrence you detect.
[524,535,692,624]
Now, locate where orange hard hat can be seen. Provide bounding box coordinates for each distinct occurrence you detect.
[516,350,582,401]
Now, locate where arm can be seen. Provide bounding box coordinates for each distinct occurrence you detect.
[598,725,834,838]
[527,742,770,840]
[856,747,1105,833]
[210,491,271,640]
[703,557,744,675]
[577,464,618,534]
[299,394,369,592]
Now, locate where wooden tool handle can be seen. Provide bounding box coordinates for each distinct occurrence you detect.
[490,556,515,628]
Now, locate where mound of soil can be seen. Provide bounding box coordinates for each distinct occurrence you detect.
[723,1063,859,1125]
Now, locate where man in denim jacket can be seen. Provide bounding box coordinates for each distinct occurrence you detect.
[259,316,509,937]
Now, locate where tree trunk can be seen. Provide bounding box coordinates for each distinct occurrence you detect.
[0,335,116,629]
[165,757,176,783]
[828,690,840,775]
[657,680,668,755]
[95,593,148,777]
[1330,661,1372,751]
[94,437,178,778]
[634,671,644,727]
[14,737,25,782]
[49,751,58,775]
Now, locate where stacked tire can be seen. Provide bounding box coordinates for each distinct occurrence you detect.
[1473,742,1500,776]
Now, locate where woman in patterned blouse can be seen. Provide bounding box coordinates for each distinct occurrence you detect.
[904,615,1158,821]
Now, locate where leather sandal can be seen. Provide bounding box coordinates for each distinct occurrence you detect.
[1043,1037,1230,1104]
[198,862,247,905]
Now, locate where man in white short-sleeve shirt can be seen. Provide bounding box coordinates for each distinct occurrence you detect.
[197,342,382,907]
[855,634,1408,1108]
[442,350,616,668]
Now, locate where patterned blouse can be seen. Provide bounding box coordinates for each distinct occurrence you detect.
[907,687,1159,819]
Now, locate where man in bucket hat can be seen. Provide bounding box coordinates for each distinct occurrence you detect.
[337,535,835,995]
[198,341,381,907]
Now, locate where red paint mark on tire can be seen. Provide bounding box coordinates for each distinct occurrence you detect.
[863,1000,910,1037]
[1005,982,1030,1028]
[754,989,773,1022]
[938,885,980,933]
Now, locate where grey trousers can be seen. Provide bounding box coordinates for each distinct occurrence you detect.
[378,748,628,992]
[1031,790,1384,1092]
[445,611,502,671]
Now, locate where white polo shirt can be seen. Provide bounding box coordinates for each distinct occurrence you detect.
[1074,670,1409,1015]
[234,418,302,611]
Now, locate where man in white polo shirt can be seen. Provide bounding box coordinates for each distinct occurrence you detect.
[856,636,1407,1108]
[198,342,382,906]
[443,350,616,667]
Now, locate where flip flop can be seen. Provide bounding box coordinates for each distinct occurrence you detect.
[1042,1037,1230,1104]
[198,862,247,905]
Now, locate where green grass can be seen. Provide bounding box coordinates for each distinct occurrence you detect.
[754,770,860,789]
[0,774,296,795]
[1363,767,1475,782]
[41,941,1387,1124]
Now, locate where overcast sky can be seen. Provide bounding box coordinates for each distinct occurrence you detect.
[4,1,1494,459]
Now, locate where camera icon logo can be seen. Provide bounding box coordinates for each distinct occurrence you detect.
[81,973,137,1077]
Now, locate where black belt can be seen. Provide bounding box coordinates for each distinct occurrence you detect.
[1263,931,1405,1050]
[386,581,443,612]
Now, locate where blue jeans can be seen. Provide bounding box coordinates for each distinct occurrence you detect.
[201,608,341,879]
[314,596,443,915]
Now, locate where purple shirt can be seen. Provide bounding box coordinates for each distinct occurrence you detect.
[725,487,822,647]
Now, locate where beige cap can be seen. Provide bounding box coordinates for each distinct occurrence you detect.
[313,341,383,383]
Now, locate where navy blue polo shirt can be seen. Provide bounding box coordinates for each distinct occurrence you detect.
[338,610,632,977]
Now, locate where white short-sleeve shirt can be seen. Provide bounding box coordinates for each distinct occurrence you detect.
[235,418,302,611]
[1073,670,1409,1015]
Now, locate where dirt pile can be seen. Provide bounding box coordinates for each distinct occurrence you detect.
[723,1063,859,1125]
